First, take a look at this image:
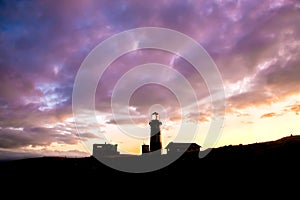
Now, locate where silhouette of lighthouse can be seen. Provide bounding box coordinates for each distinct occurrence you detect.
[149,112,162,154]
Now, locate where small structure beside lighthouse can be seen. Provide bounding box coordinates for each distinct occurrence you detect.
[149,112,162,154]
[91,111,202,157]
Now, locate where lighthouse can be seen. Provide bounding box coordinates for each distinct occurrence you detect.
[149,112,162,154]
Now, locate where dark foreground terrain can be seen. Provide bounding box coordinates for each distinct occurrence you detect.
[1,135,299,190]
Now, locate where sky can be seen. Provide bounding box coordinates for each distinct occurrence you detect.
[1,0,300,159]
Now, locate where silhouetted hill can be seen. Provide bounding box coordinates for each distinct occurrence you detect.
[203,134,300,161]
[1,135,299,186]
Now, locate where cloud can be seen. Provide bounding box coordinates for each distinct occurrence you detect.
[212,1,298,78]
[260,112,279,119]
[2,0,298,115]
[241,121,254,124]
[228,57,300,110]
[0,100,72,129]
[0,149,89,160]
[1,0,300,156]
[289,104,300,115]
[257,103,300,119]
[0,68,43,105]
[0,126,96,149]
[185,111,211,123]
[80,132,101,139]
[0,149,41,160]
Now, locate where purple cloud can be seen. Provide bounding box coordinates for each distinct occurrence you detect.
[0,0,300,157]
[0,126,99,149]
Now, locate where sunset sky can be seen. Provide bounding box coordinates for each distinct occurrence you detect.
[1,0,300,159]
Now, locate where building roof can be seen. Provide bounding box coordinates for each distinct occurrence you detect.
[165,142,201,149]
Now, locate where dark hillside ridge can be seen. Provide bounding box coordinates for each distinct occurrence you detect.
[0,135,299,181]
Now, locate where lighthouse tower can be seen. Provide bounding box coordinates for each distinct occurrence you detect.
[149,112,162,154]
